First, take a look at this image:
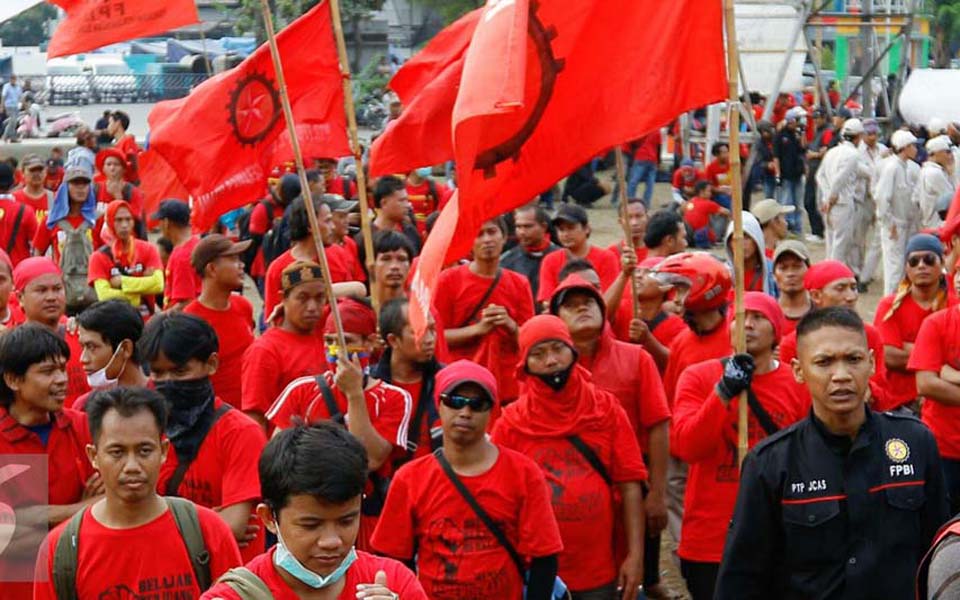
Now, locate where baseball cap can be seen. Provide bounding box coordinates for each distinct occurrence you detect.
[891,129,919,151]
[862,118,880,134]
[773,239,810,265]
[150,199,191,226]
[552,204,589,227]
[837,107,853,119]
[926,135,952,154]
[63,166,92,183]
[750,198,795,225]
[322,193,358,213]
[841,118,864,136]
[929,117,948,135]
[20,154,44,170]
[435,360,499,408]
[191,234,252,275]
[0,163,13,190]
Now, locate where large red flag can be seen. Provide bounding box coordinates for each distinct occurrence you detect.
[145,1,350,231]
[48,0,200,58]
[407,0,728,339]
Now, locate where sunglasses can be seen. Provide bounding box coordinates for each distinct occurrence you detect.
[907,253,939,268]
[440,393,493,412]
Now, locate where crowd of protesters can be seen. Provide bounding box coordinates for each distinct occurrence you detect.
[1,82,960,600]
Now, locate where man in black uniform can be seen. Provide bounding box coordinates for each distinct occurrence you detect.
[715,306,949,600]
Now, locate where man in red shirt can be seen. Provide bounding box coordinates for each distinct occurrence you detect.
[626,131,661,206]
[242,261,326,430]
[874,234,951,413]
[538,204,620,305]
[374,360,564,599]
[93,148,146,236]
[437,217,534,407]
[609,199,649,259]
[683,181,730,247]
[107,110,139,182]
[492,315,648,600]
[34,387,241,599]
[200,422,426,600]
[32,166,98,271]
[0,325,99,600]
[772,240,812,335]
[0,162,37,266]
[406,168,450,237]
[183,235,255,407]
[140,312,266,562]
[644,210,689,259]
[314,155,358,199]
[671,158,704,203]
[359,176,421,263]
[44,148,65,192]
[13,257,90,405]
[246,173,298,293]
[751,198,793,260]
[75,299,149,410]
[371,230,415,305]
[672,292,808,600]
[550,275,672,598]
[13,153,51,226]
[154,200,200,311]
[705,142,732,208]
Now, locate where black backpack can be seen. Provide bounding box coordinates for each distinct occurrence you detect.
[261,203,292,265]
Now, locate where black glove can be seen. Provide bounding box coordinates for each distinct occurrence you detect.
[717,353,755,402]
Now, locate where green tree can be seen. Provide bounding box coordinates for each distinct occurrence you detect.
[0,3,57,47]
[932,0,960,66]
[411,0,480,23]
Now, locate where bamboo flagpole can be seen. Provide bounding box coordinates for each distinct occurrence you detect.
[257,0,349,353]
[328,0,379,322]
[722,0,749,467]
[614,148,640,319]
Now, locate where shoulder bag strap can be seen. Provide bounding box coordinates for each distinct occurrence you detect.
[164,403,232,496]
[165,497,212,592]
[646,311,669,332]
[567,435,612,486]
[719,358,780,436]
[434,449,526,577]
[458,268,503,328]
[6,203,24,255]
[52,506,87,600]
[218,567,276,600]
[316,375,344,426]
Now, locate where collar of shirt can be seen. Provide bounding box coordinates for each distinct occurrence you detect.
[809,404,874,457]
[0,406,71,444]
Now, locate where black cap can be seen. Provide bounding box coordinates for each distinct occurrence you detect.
[0,163,13,191]
[812,107,826,118]
[837,107,852,119]
[552,204,589,227]
[150,199,191,226]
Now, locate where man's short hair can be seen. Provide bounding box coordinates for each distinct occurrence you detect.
[139,312,218,367]
[110,111,130,131]
[711,142,729,157]
[481,216,508,236]
[0,324,69,406]
[558,258,597,282]
[77,299,143,364]
[515,204,551,228]
[260,422,368,510]
[305,169,321,183]
[373,175,405,209]
[796,306,865,341]
[373,230,414,261]
[287,195,325,242]
[380,297,410,340]
[694,180,710,195]
[644,210,684,248]
[87,387,168,444]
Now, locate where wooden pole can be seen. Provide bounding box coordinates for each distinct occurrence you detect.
[257,0,348,353]
[723,0,748,468]
[328,0,379,322]
[614,148,640,320]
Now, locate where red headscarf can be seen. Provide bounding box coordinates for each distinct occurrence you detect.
[803,260,855,291]
[323,297,377,337]
[13,257,61,291]
[500,315,619,437]
[105,200,136,269]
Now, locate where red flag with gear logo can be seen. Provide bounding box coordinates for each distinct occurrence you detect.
[143,0,350,231]
[48,0,200,58]
[404,0,728,340]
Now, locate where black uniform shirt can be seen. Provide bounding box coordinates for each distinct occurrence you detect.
[715,406,949,600]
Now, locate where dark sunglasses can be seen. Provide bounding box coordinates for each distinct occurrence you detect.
[907,253,939,268]
[440,393,493,412]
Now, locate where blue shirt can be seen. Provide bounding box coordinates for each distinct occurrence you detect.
[1,82,22,109]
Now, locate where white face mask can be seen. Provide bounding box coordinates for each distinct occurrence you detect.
[86,343,125,390]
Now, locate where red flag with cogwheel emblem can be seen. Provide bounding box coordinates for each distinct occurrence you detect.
[144,0,350,231]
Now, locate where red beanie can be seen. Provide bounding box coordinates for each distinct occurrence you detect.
[803,260,855,291]
[13,257,61,291]
[517,315,575,372]
[435,360,499,409]
[743,291,784,343]
[323,297,376,337]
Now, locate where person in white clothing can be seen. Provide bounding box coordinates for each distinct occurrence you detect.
[874,129,920,295]
[856,119,889,288]
[915,135,955,231]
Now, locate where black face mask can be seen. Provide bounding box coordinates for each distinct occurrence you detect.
[534,363,575,392]
[155,377,215,460]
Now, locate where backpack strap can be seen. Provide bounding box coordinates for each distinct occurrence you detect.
[52,506,88,600]
[315,375,344,426]
[165,496,212,592]
[567,435,612,486]
[6,202,24,255]
[646,311,669,332]
[434,449,526,577]
[164,403,232,496]
[217,567,276,600]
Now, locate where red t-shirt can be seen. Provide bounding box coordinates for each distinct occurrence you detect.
[631,132,661,163]
[33,214,97,266]
[94,181,145,223]
[537,246,621,303]
[874,294,945,410]
[663,322,732,405]
[248,199,282,278]
[200,548,427,600]
[406,180,448,237]
[0,407,94,600]
[325,175,358,199]
[157,401,266,562]
[165,235,202,306]
[908,306,960,459]
[12,189,50,225]
[672,166,706,190]
[782,314,803,337]
[44,167,63,192]
[35,503,242,600]
[241,327,326,418]
[372,447,564,599]
[391,378,440,460]
[491,404,648,591]
[87,239,163,313]
[705,159,731,189]
[184,296,255,407]
[262,246,362,323]
[436,265,534,405]
[0,195,37,266]
[683,197,721,232]
[672,359,809,562]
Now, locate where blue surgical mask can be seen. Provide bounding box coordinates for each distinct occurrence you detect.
[273,529,357,589]
[415,166,432,178]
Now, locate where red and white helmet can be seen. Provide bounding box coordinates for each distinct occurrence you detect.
[654,252,731,312]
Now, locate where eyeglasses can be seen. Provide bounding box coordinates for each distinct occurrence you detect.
[439,393,493,412]
[907,253,939,268]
